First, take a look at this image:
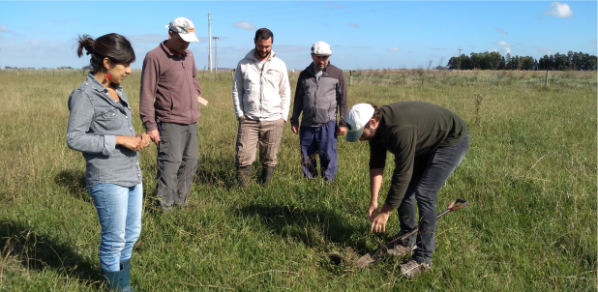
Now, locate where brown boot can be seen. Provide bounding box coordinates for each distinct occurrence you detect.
[238,166,252,188]
[400,260,430,278]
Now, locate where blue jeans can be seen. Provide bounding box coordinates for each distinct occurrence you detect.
[88,183,143,271]
[299,121,338,181]
[397,134,470,265]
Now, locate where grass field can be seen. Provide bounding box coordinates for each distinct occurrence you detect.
[0,69,596,291]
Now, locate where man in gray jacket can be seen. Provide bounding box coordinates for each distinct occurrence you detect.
[232,28,291,187]
[290,41,347,182]
[140,17,202,210]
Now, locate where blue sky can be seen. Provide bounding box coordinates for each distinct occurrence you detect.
[0,1,596,70]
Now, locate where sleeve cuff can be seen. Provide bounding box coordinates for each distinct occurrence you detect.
[102,135,116,156]
[144,123,158,132]
[385,198,401,210]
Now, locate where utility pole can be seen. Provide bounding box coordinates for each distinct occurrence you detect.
[213,37,219,73]
[458,49,462,56]
[208,12,212,72]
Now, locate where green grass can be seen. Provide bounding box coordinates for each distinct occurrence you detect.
[0,69,596,291]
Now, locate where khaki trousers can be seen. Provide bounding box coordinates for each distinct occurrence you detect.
[235,118,285,168]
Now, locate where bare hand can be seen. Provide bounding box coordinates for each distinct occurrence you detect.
[337,126,347,136]
[147,129,160,144]
[367,202,379,222]
[291,124,299,134]
[116,136,143,152]
[370,211,390,233]
[137,133,151,150]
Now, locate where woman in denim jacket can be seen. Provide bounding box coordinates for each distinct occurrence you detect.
[66,33,150,292]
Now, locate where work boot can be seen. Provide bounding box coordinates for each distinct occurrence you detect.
[119,259,145,292]
[101,268,122,291]
[386,243,414,257]
[387,234,416,256]
[399,260,429,279]
[101,260,146,292]
[237,166,252,188]
[261,166,275,186]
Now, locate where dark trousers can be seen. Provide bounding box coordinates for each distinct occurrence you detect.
[398,134,470,265]
[156,122,198,210]
[299,121,338,181]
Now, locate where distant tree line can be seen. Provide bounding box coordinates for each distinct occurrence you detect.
[3,66,75,70]
[447,51,597,71]
[5,66,36,69]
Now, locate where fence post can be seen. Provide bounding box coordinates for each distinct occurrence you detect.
[544,70,548,88]
[350,70,353,86]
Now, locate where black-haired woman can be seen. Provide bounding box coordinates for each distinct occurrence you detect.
[66,33,149,292]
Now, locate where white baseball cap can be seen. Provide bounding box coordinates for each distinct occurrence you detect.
[345,103,375,142]
[166,17,200,43]
[311,41,332,56]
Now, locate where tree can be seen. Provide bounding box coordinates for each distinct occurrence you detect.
[520,56,534,70]
[447,56,460,70]
[498,56,506,70]
[470,52,481,69]
[444,50,595,71]
[504,53,511,69]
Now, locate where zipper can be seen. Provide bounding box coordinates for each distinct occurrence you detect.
[181,58,195,124]
[258,59,268,118]
[313,69,319,112]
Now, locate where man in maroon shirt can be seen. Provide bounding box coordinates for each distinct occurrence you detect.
[139,17,202,211]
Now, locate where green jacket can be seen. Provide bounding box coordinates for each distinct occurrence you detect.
[369,101,468,209]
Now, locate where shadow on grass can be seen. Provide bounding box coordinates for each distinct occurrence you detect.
[0,219,102,288]
[238,204,361,249]
[54,169,91,203]
[195,156,237,190]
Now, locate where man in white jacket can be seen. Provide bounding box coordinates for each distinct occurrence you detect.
[232,28,291,187]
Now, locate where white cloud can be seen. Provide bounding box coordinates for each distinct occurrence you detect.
[327,3,346,10]
[535,46,553,55]
[495,28,508,35]
[0,37,86,68]
[497,41,513,47]
[544,2,573,18]
[505,47,511,55]
[0,25,11,32]
[233,21,256,30]
[388,47,400,51]
[348,23,359,28]
[487,49,499,53]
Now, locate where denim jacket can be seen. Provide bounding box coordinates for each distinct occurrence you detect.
[66,73,142,188]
